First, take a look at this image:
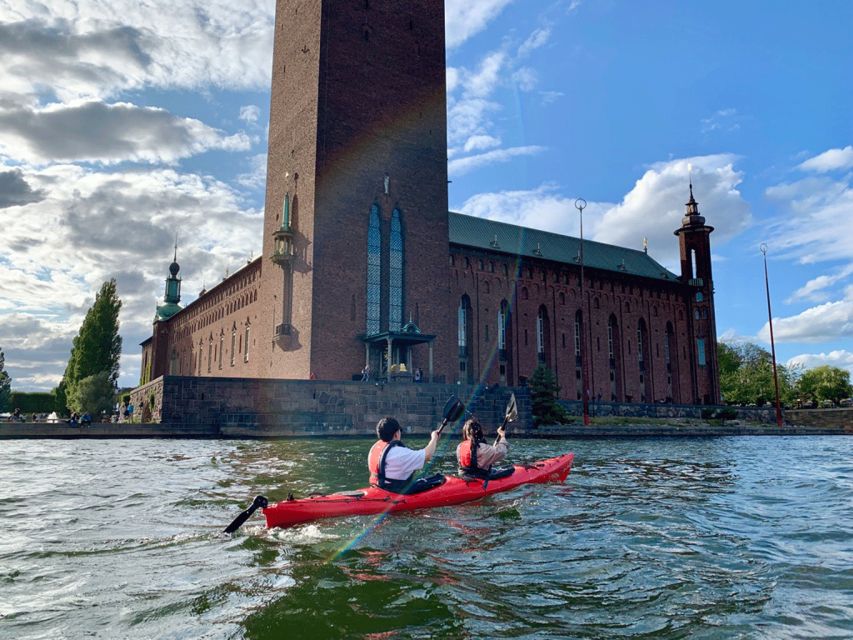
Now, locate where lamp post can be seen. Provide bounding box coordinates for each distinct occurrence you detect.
[575,197,590,426]
[760,243,784,427]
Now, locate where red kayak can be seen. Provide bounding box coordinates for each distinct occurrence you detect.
[263,453,574,529]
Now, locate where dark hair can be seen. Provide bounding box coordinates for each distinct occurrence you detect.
[462,418,484,442]
[376,416,401,442]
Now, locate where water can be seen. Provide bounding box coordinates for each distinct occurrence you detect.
[1,436,851,639]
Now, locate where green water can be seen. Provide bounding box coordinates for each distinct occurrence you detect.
[1,437,851,639]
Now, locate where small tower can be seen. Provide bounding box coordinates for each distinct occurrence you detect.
[674,181,719,404]
[155,243,183,322]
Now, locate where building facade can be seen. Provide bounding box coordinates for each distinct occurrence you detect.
[140,0,719,404]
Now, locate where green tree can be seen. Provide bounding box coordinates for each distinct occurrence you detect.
[54,279,123,414]
[529,364,570,426]
[0,347,11,412]
[796,365,852,406]
[67,372,116,415]
[718,342,797,406]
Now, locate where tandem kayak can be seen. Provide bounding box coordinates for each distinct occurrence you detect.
[262,453,574,529]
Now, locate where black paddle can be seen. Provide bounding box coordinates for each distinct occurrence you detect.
[223,494,269,534]
[436,395,465,435]
[493,392,518,446]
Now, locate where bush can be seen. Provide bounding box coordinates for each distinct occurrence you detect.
[67,371,115,415]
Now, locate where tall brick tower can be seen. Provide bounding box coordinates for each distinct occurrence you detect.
[675,182,720,403]
[258,0,455,381]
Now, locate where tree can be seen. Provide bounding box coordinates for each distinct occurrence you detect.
[67,372,116,415]
[796,366,852,406]
[529,364,570,426]
[0,347,11,412]
[718,341,797,406]
[54,279,123,414]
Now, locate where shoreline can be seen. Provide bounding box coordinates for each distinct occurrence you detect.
[1,421,849,439]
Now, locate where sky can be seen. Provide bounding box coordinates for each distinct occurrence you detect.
[1,0,852,392]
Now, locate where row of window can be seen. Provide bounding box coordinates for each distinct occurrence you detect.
[169,324,252,376]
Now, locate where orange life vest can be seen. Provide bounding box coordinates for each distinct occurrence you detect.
[368,440,389,485]
[458,440,476,469]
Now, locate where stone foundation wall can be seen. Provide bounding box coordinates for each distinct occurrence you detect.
[133,376,526,436]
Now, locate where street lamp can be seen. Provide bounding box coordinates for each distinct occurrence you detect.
[575,197,590,426]
[760,243,784,427]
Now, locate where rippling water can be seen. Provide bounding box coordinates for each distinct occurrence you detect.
[1,436,851,639]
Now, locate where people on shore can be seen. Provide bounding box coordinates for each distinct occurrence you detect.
[456,417,513,480]
[368,417,445,494]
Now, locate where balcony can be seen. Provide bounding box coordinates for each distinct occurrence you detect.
[688,277,704,287]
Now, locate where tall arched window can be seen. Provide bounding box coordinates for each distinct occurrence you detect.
[665,322,676,402]
[608,315,621,401]
[536,305,549,363]
[498,300,508,352]
[218,331,224,369]
[637,319,649,402]
[207,337,213,373]
[389,208,404,331]
[230,324,237,366]
[244,322,251,363]
[366,204,381,335]
[458,296,469,355]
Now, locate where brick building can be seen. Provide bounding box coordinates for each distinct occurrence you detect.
[140,0,720,405]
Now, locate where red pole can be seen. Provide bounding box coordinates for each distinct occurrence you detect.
[761,244,784,427]
[576,199,590,426]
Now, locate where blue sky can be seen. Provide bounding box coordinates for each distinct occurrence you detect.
[0,0,851,391]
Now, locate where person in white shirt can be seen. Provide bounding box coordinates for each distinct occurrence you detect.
[367,417,445,494]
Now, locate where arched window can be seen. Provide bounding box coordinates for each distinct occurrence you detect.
[198,339,203,375]
[458,295,472,382]
[498,300,509,352]
[458,296,469,354]
[521,287,529,301]
[170,350,179,375]
[389,208,404,331]
[559,291,566,305]
[536,305,549,363]
[608,315,621,401]
[230,324,237,366]
[218,331,224,369]
[207,337,213,373]
[244,322,250,363]
[366,204,381,335]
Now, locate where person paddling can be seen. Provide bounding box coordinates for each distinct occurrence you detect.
[456,417,513,480]
[368,417,445,495]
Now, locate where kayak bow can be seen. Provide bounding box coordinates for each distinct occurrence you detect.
[263,453,573,529]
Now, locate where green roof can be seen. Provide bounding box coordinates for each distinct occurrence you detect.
[448,212,679,282]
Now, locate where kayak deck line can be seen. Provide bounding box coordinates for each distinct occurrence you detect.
[262,453,574,529]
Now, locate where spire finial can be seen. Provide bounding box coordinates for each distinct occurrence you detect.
[173,233,178,263]
[687,163,695,203]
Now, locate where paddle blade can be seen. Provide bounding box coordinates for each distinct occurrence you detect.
[437,395,465,433]
[223,495,269,534]
[506,393,518,423]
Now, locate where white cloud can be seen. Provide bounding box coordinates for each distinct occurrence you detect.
[759,299,853,344]
[449,145,545,176]
[517,27,551,58]
[786,350,853,376]
[239,104,260,124]
[786,264,853,304]
[0,100,251,164]
[463,134,501,153]
[454,154,751,268]
[765,174,853,264]
[701,108,740,134]
[594,155,751,266]
[457,183,594,237]
[0,3,274,102]
[797,145,853,173]
[236,153,268,190]
[0,161,262,390]
[445,0,515,49]
[512,67,538,91]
